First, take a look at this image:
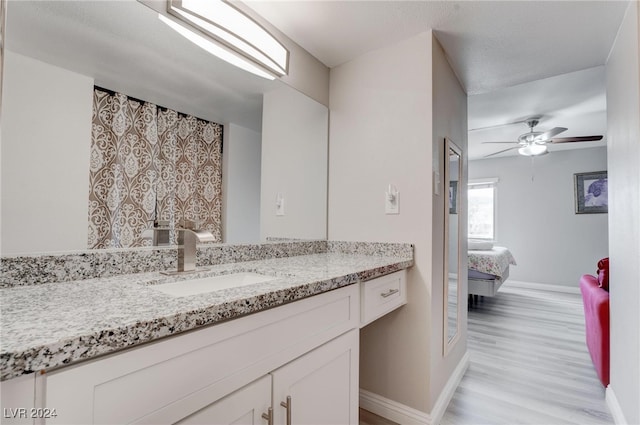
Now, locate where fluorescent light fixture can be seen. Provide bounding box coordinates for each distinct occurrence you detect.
[158,14,275,80]
[164,0,288,79]
[518,144,548,156]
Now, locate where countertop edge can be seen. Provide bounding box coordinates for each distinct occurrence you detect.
[1,257,413,381]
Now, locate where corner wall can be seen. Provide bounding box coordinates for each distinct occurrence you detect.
[469,147,609,287]
[328,31,433,415]
[605,1,640,423]
[430,34,468,413]
[329,30,467,419]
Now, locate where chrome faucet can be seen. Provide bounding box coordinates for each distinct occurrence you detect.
[176,220,215,273]
[154,220,215,275]
[156,219,215,275]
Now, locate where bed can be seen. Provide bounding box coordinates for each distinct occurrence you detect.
[468,246,517,299]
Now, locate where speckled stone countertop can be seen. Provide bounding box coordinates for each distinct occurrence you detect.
[1,250,412,381]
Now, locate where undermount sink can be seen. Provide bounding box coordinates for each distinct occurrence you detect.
[149,272,277,297]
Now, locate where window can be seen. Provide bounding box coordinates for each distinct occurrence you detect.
[468,179,498,240]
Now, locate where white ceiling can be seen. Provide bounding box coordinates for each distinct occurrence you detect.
[5,1,630,160]
[246,0,629,159]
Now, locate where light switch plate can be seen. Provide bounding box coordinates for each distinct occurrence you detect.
[276,194,285,216]
[385,191,399,214]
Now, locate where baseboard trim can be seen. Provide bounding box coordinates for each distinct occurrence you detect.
[606,386,628,424]
[505,280,581,294]
[430,350,470,424]
[359,390,431,425]
[359,351,470,425]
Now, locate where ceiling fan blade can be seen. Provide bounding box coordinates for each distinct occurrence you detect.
[469,121,525,132]
[484,146,520,158]
[469,115,545,132]
[550,135,604,144]
[481,141,519,144]
[534,127,567,141]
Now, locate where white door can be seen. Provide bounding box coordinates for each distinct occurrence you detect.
[271,330,359,425]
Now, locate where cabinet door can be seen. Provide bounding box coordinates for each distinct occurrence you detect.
[271,330,359,425]
[174,375,272,425]
[0,374,36,425]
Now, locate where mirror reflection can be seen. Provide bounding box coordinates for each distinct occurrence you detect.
[444,139,462,350]
[0,1,328,254]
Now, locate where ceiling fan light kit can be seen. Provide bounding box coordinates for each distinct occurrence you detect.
[518,144,547,156]
[482,117,603,158]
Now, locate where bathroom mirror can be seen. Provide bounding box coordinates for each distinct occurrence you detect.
[0,1,328,254]
[444,138,462,354]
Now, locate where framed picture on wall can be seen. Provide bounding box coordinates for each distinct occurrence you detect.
[574,171,608,214]
[449,181,458,214]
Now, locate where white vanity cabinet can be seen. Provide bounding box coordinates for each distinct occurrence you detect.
[172,375,272,425]
[129,330,358,425]
[271,330,358,425]
[1,270,407,425]
[44,284,361,425]
[360,270,407,327]
[0,375,37,425]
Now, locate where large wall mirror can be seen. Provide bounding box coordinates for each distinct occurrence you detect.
[0,1,328,255]
[443,138,463,354]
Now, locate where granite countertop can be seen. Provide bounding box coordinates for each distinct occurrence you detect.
[0,252,412,381]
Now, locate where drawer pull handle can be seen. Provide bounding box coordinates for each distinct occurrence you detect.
[281,396,292,425]
[380,288,399,298]
[262,407,273,425]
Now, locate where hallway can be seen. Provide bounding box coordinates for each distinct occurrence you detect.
[441,282,613,424]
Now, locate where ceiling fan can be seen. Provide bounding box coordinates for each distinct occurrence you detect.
[483,118,603,157]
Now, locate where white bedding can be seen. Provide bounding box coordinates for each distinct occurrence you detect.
[468,247,517,297]
[468,246,517,278]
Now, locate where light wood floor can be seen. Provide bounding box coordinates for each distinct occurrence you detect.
[440,283,613,425]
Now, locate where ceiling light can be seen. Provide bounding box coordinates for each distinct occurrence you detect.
[158,15,275,80]
[518,144,548,156]
[164,0,288,79]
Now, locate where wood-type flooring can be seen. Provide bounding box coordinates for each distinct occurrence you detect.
[441,283,613,424]
[360,283,614,425]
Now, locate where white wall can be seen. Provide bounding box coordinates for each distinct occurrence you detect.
[1,50,93,254]
[469,147,609,286]
[329,30,433,414]
[260,85,328,241]
[222,123,261,243]
[430,35,468,408]
[605,1,640,423]
[329,31,466,417]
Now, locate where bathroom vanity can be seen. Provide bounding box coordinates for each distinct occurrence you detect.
[0,241,412,424]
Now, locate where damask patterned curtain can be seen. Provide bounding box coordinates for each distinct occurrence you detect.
[88,88,222,249]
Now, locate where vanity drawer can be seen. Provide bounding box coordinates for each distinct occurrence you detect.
[360,270,407,327]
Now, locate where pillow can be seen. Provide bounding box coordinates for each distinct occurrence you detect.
[468,239,494,250]
[597,257,609,291]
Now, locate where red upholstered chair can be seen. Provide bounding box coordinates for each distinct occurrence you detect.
[579,273,610,386]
